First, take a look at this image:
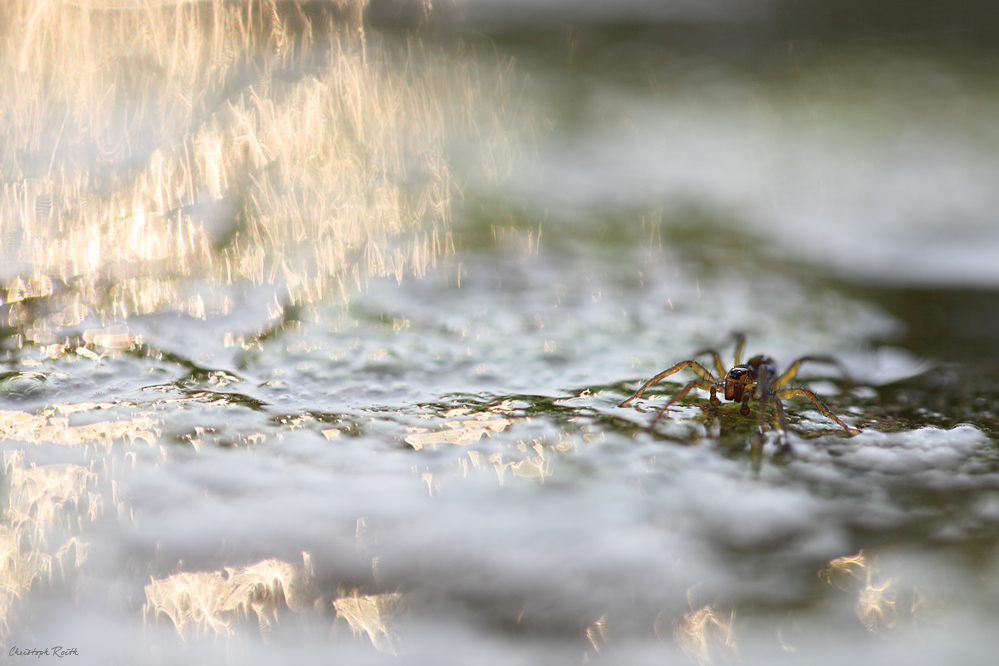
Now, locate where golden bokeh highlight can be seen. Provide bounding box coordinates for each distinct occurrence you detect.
[1,0,515,339]
[143,554,316,638]
[0,451,95,636]
[1,405,158,449]
[333,590,403,654]
[0,402,165,637]
[142,553,404,653]
[667,593,738,666]
[821,550,900,633]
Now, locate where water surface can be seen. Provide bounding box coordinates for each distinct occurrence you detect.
[2,2,999,664]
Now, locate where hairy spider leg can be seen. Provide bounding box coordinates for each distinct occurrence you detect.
[649,379,717,426]
[773,355,856,390]
[732,333,746,366]
[619,360,717,408]
[692,333,745,378]
[691,348,727,378]
[774,387,860,434]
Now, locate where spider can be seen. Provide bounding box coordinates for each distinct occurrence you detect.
[619,334,861,439]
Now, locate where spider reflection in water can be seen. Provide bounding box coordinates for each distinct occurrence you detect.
[620,334,861,443]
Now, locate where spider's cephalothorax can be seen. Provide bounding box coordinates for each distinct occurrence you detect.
[720,356,774,406]
[620,335,860,439]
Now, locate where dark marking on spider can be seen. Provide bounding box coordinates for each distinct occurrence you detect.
[619,333,861,441]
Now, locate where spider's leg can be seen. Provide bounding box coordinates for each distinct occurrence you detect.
[732,332,746,366]
[772,394,791,438]
[620,360,716,407]
[772,396,795,454]
[649,379,715,425]
[775,387,861,434]
[690,347,727,378]
[757,393,770,434]
[693,332,744,375]
[753,366,776,435]
[773,356,856,389]
[709,381,721,406]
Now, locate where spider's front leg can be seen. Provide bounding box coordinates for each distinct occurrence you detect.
[619,360,717,408]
